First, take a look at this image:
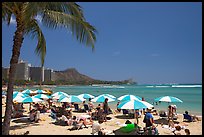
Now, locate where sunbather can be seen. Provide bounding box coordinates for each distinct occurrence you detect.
[184,111,200,122]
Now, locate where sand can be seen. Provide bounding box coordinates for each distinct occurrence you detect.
[2,98,202,135]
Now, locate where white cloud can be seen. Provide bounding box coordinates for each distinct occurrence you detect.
[10,16,16,24]
[35,15,42,23]
[9,15,42,25]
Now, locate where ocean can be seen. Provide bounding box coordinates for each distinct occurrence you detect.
[49,84,202,116]
[15,84,202,116]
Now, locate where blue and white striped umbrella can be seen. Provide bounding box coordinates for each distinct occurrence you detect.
[33,94,51,100]
[13,95,27,102]
[17,96,44,103]
[117,100,154,110]
[33,89,47,94]
[118,94,142,101]
[22,89,35,94]
[13,91,29,98]
[58,95,85,103]
[101,94,116,99]
[91,95,115,103]
[154,96,183,103]
[78,93,95,99]
[51,91,69,99]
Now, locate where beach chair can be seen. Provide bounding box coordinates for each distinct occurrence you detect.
[122,109,129,115]
[74,104,79,112]
[159,110,168,119]
[183,114,193,122]
[50,111,59,122]
[84,104,89,111]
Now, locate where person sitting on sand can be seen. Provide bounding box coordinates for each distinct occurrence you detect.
[116,101,121,112]
[184,129,190,135]
[151,107,158,115]
[35,110,40,122]
[68,116,88,130]
[184,111,200,122]
[68,116,79,130]
[29,109,36,122]
[88,98,94,111]
[96,104,101,111]
[61,115,72,126]
[92,119,113,135]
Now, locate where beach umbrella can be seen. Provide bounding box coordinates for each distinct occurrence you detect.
[58,95,85,103]
[117,100,154,110]
[33,94,51,100]
[13,95,27,102]
[91,94,115,103]
[78,93,95,99]
[33,89,47,94]
[22,89,35,94]
[51,91,69,98]
[13,91,29,98]
[154,96,183,103]
[101,94,116,99]
[18,96,44,103]
[118,94,142,101]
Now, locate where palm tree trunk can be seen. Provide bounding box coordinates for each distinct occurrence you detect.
[2,16,25,135]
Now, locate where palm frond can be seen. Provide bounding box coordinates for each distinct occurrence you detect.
[2,2,15,24]
[24,19,46,66]
[42,10,96,49]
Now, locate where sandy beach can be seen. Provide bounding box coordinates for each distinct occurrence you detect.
[2,98,202,135]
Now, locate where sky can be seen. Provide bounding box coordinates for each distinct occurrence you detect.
[2,2,202,84]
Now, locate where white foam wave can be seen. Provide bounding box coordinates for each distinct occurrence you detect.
[172,85,202,88]
[155,86,170,88]
[146,86,154,88]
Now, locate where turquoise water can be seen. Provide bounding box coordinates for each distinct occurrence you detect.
[49,84,202,116]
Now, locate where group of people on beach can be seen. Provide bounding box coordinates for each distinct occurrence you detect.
[10,95,201,135]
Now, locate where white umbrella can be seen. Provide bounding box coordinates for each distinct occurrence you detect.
[33,89,47,94]
[17,96,44,103]
[33,94,51,100]
[58,95,85,102]
[154,96,183,103]
[117,100,154,110]
[13,95,27,102]
[78,93,95,99]
[91,94,115,102]
[102,94,116,99]
[13,91,29,98]
[118,94,142,101]
[51,91,69,99]
[22,89,35,94]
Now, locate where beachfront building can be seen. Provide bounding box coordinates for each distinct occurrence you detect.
[44,68,55,82]
[14,60,30,80]
[2,67,9,80]
[30,66,44,82]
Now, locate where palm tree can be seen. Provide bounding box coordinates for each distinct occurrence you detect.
[2,2,96,135]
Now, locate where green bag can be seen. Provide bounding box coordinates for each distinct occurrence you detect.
[120,124,135,133]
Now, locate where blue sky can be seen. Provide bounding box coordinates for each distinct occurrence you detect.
[2,2,202,84]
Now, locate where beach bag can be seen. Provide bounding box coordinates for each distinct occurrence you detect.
[120,124,135,133]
